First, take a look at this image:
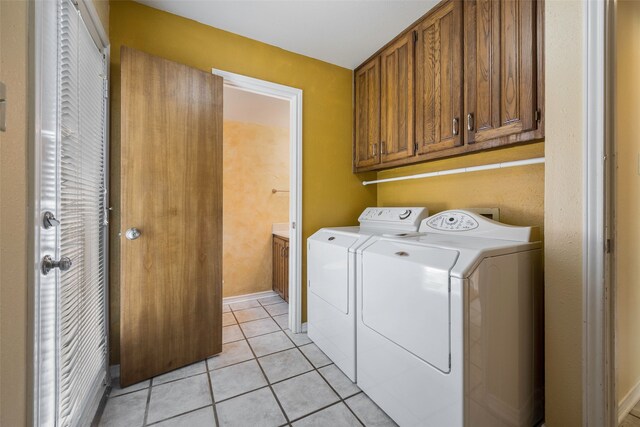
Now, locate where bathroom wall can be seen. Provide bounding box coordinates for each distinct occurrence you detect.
[223,118,289,297]
[615,0,640,409]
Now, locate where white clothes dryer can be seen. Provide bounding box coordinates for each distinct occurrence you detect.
[307,207,429,381]
[356,210,543,427]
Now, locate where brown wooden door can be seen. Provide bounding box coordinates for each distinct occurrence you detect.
[380,32,414,163]
[415,0,463,155]
[354,58,381,169]
[465,0,538,145]
[119,46,223,386]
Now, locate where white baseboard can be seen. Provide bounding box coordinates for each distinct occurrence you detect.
[619,378,640,424]
[223,290,279,305]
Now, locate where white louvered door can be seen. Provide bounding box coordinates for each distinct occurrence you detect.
[34,0,109,425]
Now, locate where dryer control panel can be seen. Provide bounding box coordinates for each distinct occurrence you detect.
[425,212,479,231]
[419,210,540,242]
[358,207,429,230]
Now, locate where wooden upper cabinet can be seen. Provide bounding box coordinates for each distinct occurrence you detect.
[465,0,539,144]
[354,58,381,169]
[380,32,414,163]
[414,0,463,155]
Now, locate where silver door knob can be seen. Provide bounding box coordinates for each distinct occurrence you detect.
[41,255,72,275]
[125,227,141,240]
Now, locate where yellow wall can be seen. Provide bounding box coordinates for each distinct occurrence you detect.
[377,143,545,231]
[0,2,29,425]
[108,0,377,363]
[544,0,585,425]
[223,121,289,297]
[615,0,640,406]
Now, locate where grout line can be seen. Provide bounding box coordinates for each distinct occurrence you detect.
[292,333,365,426]
[204,358,221,426]
[229,306,293,425]
[141,378,153,426]
[145,404,213,426]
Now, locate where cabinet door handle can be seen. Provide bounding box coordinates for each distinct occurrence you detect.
[372,143,378,157]
[453,118,459,136]
[467,113,474,131]
[380,141,386,155]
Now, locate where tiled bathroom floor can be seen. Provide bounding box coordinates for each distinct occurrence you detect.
[98,295,397,427]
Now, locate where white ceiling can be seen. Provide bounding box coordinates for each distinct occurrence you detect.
[224,86,290,128]
[134,0,439,69]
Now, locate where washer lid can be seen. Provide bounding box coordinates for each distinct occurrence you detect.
[361,239,458,373]
[308,229,366,314]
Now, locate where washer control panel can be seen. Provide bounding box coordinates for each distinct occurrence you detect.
[425,211,479,231]
[358,207,429,229]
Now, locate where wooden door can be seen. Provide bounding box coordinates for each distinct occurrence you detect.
[120,46,223,386]
[465,0,538,144]
[272,236,289,302]
[380,33,414,163]
[415,0,463,155]
[354,58,381,169]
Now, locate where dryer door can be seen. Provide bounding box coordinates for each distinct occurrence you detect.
[308,231,360,314]
[361,240,458,372]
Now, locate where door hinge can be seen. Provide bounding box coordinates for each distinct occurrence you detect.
[292,221,296,230]
[605,239,612,254]
[535,109,541,122]
[413,31,418,43]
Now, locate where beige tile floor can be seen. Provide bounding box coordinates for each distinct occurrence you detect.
[98,295,397,427]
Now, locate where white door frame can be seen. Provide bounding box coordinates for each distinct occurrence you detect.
[212,69,304,333]
[583,0,615,425]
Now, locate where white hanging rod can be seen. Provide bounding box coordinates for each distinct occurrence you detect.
[272,189,290,193]
[362,157,545,186]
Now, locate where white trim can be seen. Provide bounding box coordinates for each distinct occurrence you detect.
[212,69,304,333]
[222,290,279,305]
[618,379,640,424]
[583,0,609,426]
[362,157,545,186]
[77,0,109,50]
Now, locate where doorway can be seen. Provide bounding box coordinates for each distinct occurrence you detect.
[612,1,640,425]
[212,69,302,333]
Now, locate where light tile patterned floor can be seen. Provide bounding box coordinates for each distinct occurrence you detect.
[99,296,397,427]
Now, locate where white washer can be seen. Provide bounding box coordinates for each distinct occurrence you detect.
[356,210,544,427]
[307,207,429,381]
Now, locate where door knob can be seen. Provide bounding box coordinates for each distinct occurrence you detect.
[41,255,72,275]
[125,228,141,240]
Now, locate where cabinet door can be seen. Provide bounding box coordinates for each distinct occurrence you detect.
[465,0,538,144]
[283,240,289,303]
[380,32,415,162]
[415,0,463,155]
[354,58,381,169]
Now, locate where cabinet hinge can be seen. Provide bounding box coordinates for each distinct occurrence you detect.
[535,109,541,122]
[413,31,418,43]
